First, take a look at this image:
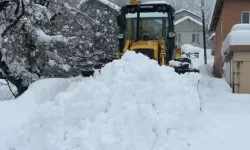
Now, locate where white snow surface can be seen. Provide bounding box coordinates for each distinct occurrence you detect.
[2,51,204,150]
[0,77,81,148]
[1,50,250,150]
[221,25,250,57]
[231,24,250,31]
[181,44,201,53]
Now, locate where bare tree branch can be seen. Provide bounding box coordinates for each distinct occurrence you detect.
[1,0,25,37]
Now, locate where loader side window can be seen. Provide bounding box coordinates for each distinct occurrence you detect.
[126,19,136,40]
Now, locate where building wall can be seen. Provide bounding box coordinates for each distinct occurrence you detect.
[224,51,250,94]
[213,9,223,77]
[175,19,203,47]
[213,1,250,78]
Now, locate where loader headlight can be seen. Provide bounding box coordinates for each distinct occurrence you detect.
[169,32,176,38]
[118,34,123,39]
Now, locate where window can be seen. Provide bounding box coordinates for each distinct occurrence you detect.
[241,11,250,23]
[192,33,200,43]
[177,33,181,42]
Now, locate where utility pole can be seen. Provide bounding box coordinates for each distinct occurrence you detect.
[201,0,207,64]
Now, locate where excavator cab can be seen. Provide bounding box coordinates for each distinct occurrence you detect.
[116,1,199,74]
[117,2,176,63]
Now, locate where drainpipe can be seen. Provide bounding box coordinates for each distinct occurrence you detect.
[201,0,207,64]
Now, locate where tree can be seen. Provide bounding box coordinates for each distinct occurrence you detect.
[0,0,118,97]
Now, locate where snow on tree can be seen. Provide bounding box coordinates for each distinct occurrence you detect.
[0,0,118,97]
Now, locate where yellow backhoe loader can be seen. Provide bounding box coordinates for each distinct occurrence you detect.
[82,0,199,77]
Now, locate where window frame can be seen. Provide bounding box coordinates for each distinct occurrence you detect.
[192,33,200,43]
[241,11,250,24]
[177,33,181,42]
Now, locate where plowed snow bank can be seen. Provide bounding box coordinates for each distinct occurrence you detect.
[0,77,82,149]
[6,51,202,150]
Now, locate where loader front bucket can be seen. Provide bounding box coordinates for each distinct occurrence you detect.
[174,67,199,74]
[173,58,200,74]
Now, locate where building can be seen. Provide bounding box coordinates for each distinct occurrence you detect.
[209,0,250,93]
[174,9,204,48]
[208,0,250,78]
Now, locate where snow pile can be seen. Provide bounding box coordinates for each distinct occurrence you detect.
[6,51,202,150]
[0,77,82,149]
[181,44,214,70]
[231,24,250,31]
[181,44,201,53]
[222,24,250,56]
[188,76,250,150]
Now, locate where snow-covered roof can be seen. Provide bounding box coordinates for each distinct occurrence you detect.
[174,16,202,26]
[209,32,215,40]
[174,9,200,18]
[231,24,250,31]
[222,24,250,57]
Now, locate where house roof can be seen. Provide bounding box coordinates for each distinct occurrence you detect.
[174,16,202,26]
[209,32,216,40]
[174,9,200,18]
[208,0,224,31]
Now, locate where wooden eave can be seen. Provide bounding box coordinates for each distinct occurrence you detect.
[209,0,225,32]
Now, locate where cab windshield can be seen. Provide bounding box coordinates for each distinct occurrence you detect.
[125,12,168,40]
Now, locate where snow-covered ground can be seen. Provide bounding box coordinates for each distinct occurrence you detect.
[0,47,250,150]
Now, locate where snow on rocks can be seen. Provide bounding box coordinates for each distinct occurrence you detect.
[6,51,202,150]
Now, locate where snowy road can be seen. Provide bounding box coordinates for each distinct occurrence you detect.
[0,51,250,150]
[189,76,250,150]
